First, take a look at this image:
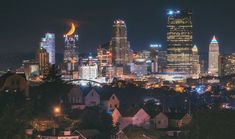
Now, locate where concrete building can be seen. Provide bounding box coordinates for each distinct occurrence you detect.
[111,19,132,66]
[191,45,201,79]
[97,42,112,76]
[208,36,220,76]
[219,54,235,76]
[79,64,98,80]
[36,47,49,76]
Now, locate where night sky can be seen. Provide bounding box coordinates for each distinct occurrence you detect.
[0,0,235,55]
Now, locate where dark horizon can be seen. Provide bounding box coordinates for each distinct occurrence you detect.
[0,0,234,55]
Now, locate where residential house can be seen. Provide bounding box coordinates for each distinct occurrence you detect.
[166,113,192,128]
[67,86,84,109]
[38,130,100,139]
[84,88,100,107]
[153,112,168,129]
[120,108,150,130]
[112,108,122,125]
[102,93,120,111]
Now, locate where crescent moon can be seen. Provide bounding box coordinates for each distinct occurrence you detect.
[66,23,76,36]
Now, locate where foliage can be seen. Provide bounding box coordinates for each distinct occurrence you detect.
[30,65,72,116]
[0,91,33,139]
[183,109,235,139]
[124,126,161,139]
[76,107,115,138]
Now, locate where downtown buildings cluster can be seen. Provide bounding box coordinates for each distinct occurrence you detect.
[13,9,235,85]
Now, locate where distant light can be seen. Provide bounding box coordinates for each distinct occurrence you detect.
[167,10,180,15]
[146,60,152,63]
[150,44,162,48]
[195,85,206,94]
[211,36,218,44]
[167,10,174,15]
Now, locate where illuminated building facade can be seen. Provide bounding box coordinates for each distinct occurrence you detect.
[97,42,112,76]
[191,45,201,79]
[166,10,193,74]
[63,23,79,78]
[40,33,55,65]
[79,57,98,80]
[111,19,132,66]
[219,54,235,76]
[36,47,49,76]
[149,44,162,73]
[208,36,219,76]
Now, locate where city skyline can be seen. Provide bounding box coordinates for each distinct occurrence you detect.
[0,0,235,54]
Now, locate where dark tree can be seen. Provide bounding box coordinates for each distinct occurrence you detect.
[184,109,235,139]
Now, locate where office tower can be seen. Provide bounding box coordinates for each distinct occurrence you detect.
[36,47,49,76]
[191,45,201,79]
[40,33,55,65]
[111,19,132,66]
[219,54,235,76]
[158,51,167,73]
[208,36,219,76]
[166,10,193,74]
[97,42,112,76]
[149,44,162,73]
[63,23,79,75]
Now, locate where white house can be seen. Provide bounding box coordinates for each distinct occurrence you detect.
[84,88,100,106]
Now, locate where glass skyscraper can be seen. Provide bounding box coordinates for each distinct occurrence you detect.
[166,10,193,74]
[40,33,55,65]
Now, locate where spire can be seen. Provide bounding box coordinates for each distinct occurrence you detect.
[211,35,218,44]
[192,45,198,52]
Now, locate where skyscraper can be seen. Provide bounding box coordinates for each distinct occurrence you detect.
[40,33,55,65]
[36,47,49,76]
[166,10,193,74]
[191,45,201,78]
[63,23,79,75]
[111,19,131,66]
[208,36,219,76]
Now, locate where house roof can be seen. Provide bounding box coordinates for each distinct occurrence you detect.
[83,88,99,97]
[78,129,100,138]
[121,107,142,117]
[165,113,188,120]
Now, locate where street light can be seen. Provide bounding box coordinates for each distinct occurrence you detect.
[52,106,61,136]
[53,106,61,117]
[54,107,60,114]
